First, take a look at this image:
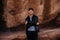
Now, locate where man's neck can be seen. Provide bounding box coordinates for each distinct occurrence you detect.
[29,15,33,18]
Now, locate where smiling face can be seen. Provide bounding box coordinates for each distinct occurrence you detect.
[28,10,34,15]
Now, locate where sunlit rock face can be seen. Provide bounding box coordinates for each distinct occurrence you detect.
[4,0,60,27]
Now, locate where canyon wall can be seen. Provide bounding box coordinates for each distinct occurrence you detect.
[4,0,60,27]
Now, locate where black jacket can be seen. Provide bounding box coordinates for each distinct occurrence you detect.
[26,15,39,32]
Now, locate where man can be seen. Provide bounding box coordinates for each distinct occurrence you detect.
[25,8,39,40]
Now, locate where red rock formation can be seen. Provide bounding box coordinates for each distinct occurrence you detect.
[3,0,60,27]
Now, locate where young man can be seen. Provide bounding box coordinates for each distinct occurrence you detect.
[25,8,39,40]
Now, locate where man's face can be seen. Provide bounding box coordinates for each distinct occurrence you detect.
[28,10,34,15]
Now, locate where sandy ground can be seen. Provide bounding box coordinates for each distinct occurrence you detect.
[0,28,60,40]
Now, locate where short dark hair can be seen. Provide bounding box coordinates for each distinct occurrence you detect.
[28,8,34,11]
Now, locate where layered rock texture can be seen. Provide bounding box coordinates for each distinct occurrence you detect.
[3,0,60,27]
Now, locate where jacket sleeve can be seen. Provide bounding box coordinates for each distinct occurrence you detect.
[32,16,38,25]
